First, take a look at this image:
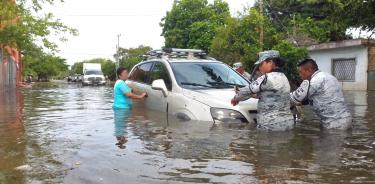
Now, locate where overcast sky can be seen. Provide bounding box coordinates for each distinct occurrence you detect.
[45,0,255,65]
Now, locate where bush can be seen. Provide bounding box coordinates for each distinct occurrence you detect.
[272,41,309,88]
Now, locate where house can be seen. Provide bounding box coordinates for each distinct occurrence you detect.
[307,39,375,91]
[1,47,20,90]
[0,0,22,90]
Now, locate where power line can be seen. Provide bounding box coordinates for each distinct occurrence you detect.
[115,34,121,79]
[54,14,164,17]
[262,0,291,37]
[259,0,264,51]
[58,52,114,56]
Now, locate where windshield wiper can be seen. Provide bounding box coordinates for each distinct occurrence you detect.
[180,82,212,88]
[207,81,245,88]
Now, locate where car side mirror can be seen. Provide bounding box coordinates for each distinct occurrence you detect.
[151,79,168,97]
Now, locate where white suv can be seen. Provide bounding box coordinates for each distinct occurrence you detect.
[126,49,258,123]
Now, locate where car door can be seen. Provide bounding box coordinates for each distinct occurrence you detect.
[148,62,173,112]
[127,62,154,107]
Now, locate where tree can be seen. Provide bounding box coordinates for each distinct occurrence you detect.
[117,45,152,71]
[209,7,307,87]
[272,41,308,88]
[344,0,375,39]
[255,0,349,43]
[160,0,230,51]
[71,62,84,75]
[101,61,116,81]
[1,0,77,83]
[210,8,281,69]
[0,0,77,52]
[162,0,372,87]
[23,45,69,81]
[255,0,375,43]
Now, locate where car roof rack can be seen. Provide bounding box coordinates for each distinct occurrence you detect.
[141,48,216,61]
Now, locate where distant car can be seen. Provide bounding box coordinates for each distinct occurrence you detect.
[76,75,82,82]
[126,48,258,123]
[71,74,82,82]
[71,76,77,82]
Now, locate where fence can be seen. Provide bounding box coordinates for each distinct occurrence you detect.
[0,49,17,91]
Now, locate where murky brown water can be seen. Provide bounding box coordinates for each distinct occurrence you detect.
[1,82,375,184]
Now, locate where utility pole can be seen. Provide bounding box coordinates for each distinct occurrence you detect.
[259,0,264,51]
[115,34,121,79]
[292,14,298,46]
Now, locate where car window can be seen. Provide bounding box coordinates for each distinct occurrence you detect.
[150,62,172,91]
[129,62,153,84]
[171,62,248,89]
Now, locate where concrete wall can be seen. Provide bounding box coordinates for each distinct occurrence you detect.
[309,46,368,90]
[0,49,17,91]
[368,47,375,91]
[1,49,6,90]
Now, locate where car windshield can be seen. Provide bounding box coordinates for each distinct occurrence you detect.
[85,70,103,75]
[171,62,249,89]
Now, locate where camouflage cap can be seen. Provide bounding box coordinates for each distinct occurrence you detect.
[255,50,280,65]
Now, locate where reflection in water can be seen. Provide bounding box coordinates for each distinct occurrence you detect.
[0,88,25,184]
[0,83,375,183]
[113,108,131,149]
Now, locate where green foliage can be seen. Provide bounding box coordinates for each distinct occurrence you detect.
[210,8,281,70]
[210,8,308,85]
[256,0,368,42]
[23,45,69,81]
[343,0,375,37]
[286,15,332,43]
[0,0,77,53]
[102,61,116,81]
[160,0,375,86]
[70,62,83,75]
[272,41,308,87]
[121,59,140,73]
[160,0,230,51]
[117,45,152,71]
[1,0,77,82]
[0,1,17,26]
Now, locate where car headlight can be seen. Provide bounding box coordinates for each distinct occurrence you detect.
[210,108,247,123]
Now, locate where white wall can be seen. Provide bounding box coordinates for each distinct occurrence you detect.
[309,46,368,90]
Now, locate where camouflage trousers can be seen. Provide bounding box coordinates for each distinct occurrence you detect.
[321,116,352,130]
[256,113,295,131]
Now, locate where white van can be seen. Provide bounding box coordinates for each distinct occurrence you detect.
[126,49,258,123]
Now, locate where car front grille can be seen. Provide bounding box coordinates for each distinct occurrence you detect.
[88,77,102,82]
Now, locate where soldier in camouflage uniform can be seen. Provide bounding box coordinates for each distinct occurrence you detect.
[290,59,352,129]
[231,50,294,131]
[233,62,252,81]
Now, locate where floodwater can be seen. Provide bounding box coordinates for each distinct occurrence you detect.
[1,82,375,184]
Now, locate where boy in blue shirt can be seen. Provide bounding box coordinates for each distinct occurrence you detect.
[113,67,146,148]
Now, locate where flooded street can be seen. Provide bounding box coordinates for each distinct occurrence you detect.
[1,82,375,184]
